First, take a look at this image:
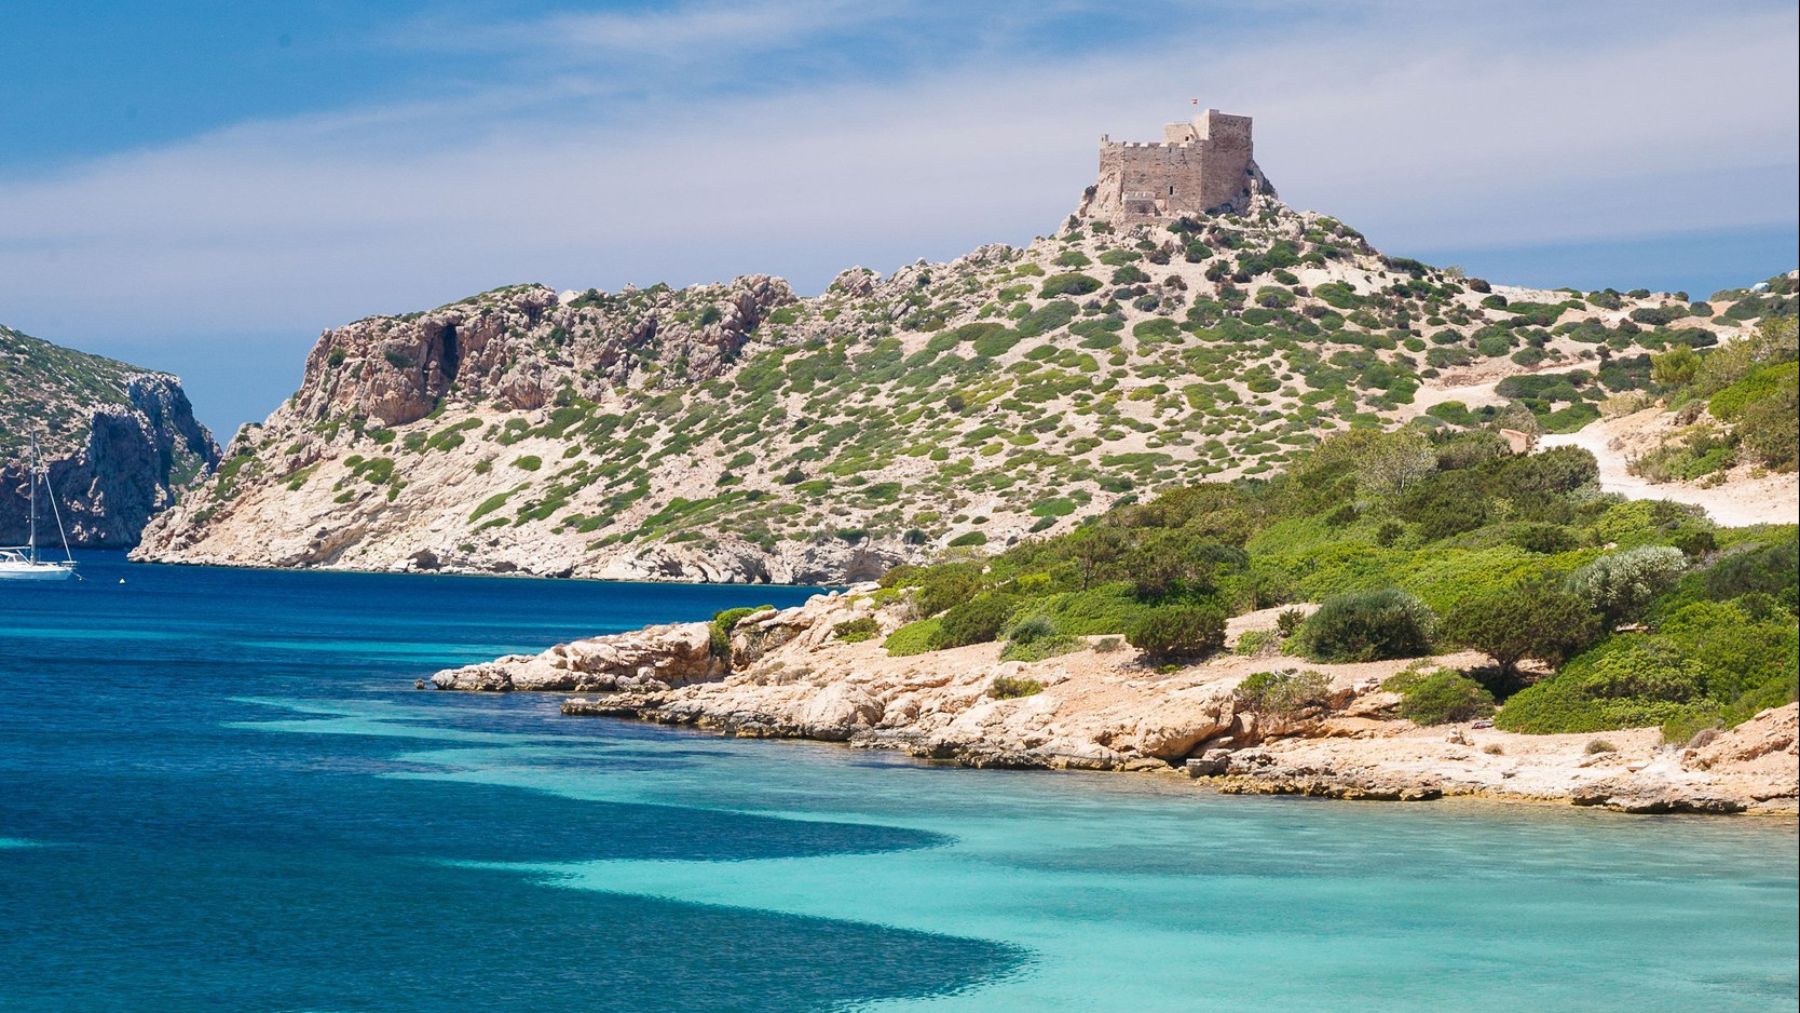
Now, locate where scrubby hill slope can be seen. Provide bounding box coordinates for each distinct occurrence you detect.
[1,325,220,547]
[131,189,1786,581]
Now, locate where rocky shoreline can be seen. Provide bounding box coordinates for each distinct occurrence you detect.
[431,586,1799,816]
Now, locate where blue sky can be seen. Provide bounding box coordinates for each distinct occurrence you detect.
[3,1,1796,440]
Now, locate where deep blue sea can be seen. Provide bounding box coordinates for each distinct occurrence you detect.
[2,553,1795,1011]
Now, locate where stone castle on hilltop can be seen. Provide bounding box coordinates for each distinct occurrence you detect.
[1078,106,1275,224]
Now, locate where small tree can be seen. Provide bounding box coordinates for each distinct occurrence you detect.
[1443,583,1600,685]
[1127,603,1227,661]
[1355,430,1438,496]
[1069,525,1129,589]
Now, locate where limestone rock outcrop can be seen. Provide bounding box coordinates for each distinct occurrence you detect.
[432,621,723,692]
[431,589,1799,816]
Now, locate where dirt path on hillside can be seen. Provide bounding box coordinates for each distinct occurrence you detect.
[1541,411,1796,528]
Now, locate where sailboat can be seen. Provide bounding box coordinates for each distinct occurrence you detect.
[0,436,77,581]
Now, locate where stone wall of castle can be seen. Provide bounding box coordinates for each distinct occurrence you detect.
[1083,108,1259,224]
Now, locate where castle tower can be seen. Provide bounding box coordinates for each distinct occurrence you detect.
[1082,107,1269,224]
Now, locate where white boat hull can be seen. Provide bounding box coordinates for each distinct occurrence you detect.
[0,561,76,581]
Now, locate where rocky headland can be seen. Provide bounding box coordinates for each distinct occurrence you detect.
[432,586,1799,816]
[1,324,220,547]
[129,116,1791,582]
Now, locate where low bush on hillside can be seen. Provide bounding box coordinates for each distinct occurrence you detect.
[934,592,1020,649]
[999,613,1081,662]
[1565,545,1687,628]
[883,617,944,657]
[1234,668,1333,719]
[1496,591,1797,737]
[1298,589,1436,662]
[1128,603,1227,661]
[832,617,881,643]
[1039,273,1102,298]
[1384,667,1495,724]
[989,675,1044,699]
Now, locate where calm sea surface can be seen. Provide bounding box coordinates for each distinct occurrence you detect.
[2,552,1795,1011]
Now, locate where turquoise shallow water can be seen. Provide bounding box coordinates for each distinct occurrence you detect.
[2,553,1795,1011]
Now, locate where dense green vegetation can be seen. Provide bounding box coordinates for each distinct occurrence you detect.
[877,425,1797,741]
[1632,311,1797,482]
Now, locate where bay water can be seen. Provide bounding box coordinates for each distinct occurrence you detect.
[2,553,1794,1010]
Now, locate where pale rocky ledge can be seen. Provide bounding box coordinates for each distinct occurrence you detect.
[432,586,1800,816]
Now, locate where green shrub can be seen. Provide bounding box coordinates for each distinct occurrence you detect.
[1299,589,1436,662]
[1509,523,1581,554]
[1500,447,1598,494]
[1496,599,1797,734]
[1384,667,1496,724]
[710,605,770,658]
[1040,273,1102,298]
[934,592,1020,648]
[832,616,881,643]
[1697,534,1798,607]
[1035,584,1150,636]
[883,617,944,656]
[989,675,1045,699]
[1127,602,1227,660]
[914,562,985,616]
[1234,668,1333,719]
[1234,629,1279,656]
[1737,378,1798,470]
[999,613,1081,661]
[1565,546,1687,628]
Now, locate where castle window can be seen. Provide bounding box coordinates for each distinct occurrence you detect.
[1168,186,1175,195]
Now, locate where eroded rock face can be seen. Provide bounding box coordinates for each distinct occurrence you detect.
[0,375,220,548]
[432,621,723,692]
[292,279,794,427]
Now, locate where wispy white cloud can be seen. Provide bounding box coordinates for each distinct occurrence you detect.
[399,0,889,58]
[1,0,1794,433]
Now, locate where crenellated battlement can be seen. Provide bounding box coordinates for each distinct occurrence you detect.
[1080,106,1272,224]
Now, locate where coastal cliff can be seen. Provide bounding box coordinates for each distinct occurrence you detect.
[432,586,1799,815]
[1,325,220,548]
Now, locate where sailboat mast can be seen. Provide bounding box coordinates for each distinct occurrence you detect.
[28,436,39,565]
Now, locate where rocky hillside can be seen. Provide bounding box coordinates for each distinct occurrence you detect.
[1,325,220,548]
[131,181,1787,581]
